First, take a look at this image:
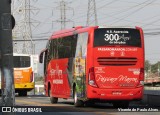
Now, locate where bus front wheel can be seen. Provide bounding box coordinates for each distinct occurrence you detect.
[73,88,84,107]
[49,89,58,104]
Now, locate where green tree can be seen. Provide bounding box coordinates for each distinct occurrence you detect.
[145,60,151,71]
[35,76,44,82]
[151,61,160,73]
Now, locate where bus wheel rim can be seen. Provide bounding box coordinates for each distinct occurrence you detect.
[74,91,77,104]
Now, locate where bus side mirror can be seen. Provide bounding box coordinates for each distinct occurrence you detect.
[39,54,43,63]
[39,51,44,63]
[39,48,48,63]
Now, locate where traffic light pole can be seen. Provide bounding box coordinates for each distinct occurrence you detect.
[0,0,15,109]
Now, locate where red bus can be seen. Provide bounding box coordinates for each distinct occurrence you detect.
[39,26,144,108]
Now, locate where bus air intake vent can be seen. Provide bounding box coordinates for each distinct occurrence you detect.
[97,57,137,66]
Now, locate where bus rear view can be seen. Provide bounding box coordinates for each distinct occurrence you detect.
[13,54,34,96]
[87,27,144,108]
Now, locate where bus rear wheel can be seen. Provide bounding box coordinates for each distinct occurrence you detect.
[49,89,58,104]
[85,100,95,107]
[74,88,84,107]
[18,91,27,96]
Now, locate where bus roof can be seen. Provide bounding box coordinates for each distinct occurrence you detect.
[49,26,142,40]
[98,26,138,29]
[50,26,83,39]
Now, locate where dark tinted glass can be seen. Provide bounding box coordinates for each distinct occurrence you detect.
[49,35,77,59]
[94,28,141,47]
[13,56,30,67]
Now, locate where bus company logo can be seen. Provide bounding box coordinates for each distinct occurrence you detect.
[96,74,138,84]
[96,74,117,83]
[50,64,62,78]
[53,79,63,84]
[1,107,42,112]
[50,69,55,76]
[104,33,130,44]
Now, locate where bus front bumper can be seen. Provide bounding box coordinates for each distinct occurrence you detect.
[87,86,143,101]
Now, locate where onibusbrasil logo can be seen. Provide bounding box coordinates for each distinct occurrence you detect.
[1,107,42,112]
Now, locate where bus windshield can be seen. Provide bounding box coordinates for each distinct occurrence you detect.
[94,28,141,47]
[13,56,30,68]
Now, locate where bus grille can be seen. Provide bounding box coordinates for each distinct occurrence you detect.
[97,57,137,66]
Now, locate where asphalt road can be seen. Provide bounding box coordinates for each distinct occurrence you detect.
[0,95,160,115]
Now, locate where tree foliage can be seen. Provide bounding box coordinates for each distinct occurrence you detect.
[145,60,150,71]
[35,76,44,82]
[145,60,160,73]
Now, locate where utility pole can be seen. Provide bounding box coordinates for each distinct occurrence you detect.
[0,0,15,109]
[12,0,40,54]
[52,0,74,30]
[86,0,98,26]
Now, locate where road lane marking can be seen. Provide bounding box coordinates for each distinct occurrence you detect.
[16,99,57,106]
[16,99,116,114]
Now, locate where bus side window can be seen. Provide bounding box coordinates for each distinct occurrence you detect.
[58,37,71,59]
[47,40,52,61]
[71,34,78,57]
[67,35,77,71]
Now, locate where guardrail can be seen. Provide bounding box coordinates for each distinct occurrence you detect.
[144,77,160,84]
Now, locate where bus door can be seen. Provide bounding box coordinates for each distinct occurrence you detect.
[74,32,88,98]
[44,49,49,95]
[52,37,71,96]
[39,49,48,95]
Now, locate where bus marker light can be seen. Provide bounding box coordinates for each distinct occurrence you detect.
[101,94,105,96]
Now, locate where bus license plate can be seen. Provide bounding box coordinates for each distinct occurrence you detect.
[112,91,122,95]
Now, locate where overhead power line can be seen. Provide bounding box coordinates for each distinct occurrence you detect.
[144,31,160,35]
[110,0,157,25]
[12,0,40,54]
[13,38,48,41]
[52,0,74,30]
[86,0,98,26]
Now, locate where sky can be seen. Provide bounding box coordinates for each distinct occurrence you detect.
[12,0,160,75]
